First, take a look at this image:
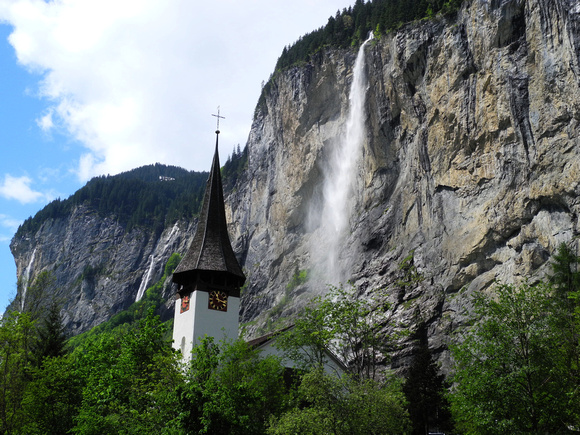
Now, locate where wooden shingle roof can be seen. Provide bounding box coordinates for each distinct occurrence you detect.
[172,135,245,287]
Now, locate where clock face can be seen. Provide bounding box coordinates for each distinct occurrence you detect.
[208,290,228,311]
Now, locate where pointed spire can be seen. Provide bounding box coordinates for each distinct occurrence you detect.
[172,129,245,292]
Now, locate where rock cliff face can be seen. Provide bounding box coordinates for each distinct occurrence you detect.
[228,0,580,367]
[10,208,195,335]
[10,0,580,367]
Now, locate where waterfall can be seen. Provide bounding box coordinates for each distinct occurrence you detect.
[311,34,373,285]
[21,247,37,310]
[135,222,180,302]
[135,254,155,302]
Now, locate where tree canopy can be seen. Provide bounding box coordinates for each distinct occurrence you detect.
[15,163,209,237]
[14,154,249,240]
[273,0,464,72]
[450,279,579,433]
[4,239,580,433]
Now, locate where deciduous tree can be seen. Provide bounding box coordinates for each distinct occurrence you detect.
[72,309,182,434]
[0,311,35,434]
[267,366,411,435]
[178,337,290,434]
[450,282,574,433]
[275,284,396,380]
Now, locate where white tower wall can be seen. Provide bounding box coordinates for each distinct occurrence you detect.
[172,291,240,361]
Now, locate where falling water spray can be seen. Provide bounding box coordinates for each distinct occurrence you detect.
[21,247,37,310]
[310,34,373,285]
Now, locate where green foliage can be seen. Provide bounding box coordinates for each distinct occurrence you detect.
[397,249,424,287]
[403,337,453,435]
[222,144,249,192]
[31,300,68,367]
[0,296,412,434]
[274,293,335,370]
[548,242,580,429]
[328,284,393,381]
[71,309,182,434]
[16,163,209,237]
[550,242,580,298]
[450,282,577,433]
[178,337,291,434]
[8,244,580,434]
[68,253,181,349]
[267,366,411,435]
[272,0,464,73]
[165,252,182,276]
[0,311,36,434]
[286,268,310,292]
[275,284,396,380]
[80,263,105,283]
[21,355,82,435]
[256,0,465,116]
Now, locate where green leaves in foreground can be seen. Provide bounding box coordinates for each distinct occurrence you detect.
[179,337,290,434]
[274,284,397,381]
[268,366,410,435]
[450,282,579,434]
[71,310,182,434]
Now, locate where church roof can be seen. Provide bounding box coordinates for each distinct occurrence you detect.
[246,325,294,348]
[172,133,245,285]
[246,325,348,373]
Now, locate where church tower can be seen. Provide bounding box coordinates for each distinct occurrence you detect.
[172,125,245,359]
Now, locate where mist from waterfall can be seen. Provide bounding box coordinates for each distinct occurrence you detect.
[309,34,373,286]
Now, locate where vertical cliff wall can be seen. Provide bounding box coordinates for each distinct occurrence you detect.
[228,0,580,365]
[10,210,195,335]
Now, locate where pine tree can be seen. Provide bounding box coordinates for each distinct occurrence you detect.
[550,242,580,298]
[403,331,452,435]
[33,300,68,366]
[549,242,580,417]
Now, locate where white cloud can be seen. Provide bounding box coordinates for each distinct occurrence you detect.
[0,215,21,244]
[36,108,54,131]
[0,174,43,204]
[0,214,21,232]
[0,0,349,180]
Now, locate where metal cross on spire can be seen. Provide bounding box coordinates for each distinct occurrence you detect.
[212,106,225,134]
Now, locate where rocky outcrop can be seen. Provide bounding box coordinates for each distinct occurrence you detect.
[228,0,580,369]
[10,206,195,335]
[10,0,580,369]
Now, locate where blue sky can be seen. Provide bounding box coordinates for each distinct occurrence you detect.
[0,0,350,312]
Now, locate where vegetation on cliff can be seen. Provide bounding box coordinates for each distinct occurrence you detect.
[15,164,207,237]
[15,150,248,239]
[67,252,182,348]
[275,0,464,72]
[221,143,249,192]
[257,0,464,119]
